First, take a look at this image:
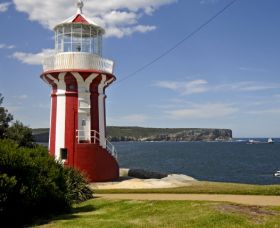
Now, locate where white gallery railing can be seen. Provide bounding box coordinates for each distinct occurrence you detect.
[76,130,117,160]
[43,52,114,74]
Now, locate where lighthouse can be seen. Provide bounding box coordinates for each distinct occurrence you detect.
[41,1,119,182]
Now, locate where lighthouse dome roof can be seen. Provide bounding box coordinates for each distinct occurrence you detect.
[54,1,104,34]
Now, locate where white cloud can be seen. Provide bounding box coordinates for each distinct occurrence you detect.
[103,11,138,26]
[11,49,54,65]
[122,114,148,123]
[238,67,267,73]
[14,94,28,100]
[154,79,208,95]
[12,0,176,38]
[246,108,280,115]
[166,103,237,119]
[0,2,11,12]
[33,103,49,109]
[106,25,156,38]
[155,79,280,97]
[0,44,15,49]
[108,114,149,126]
[216,81,280,92]
[200,0,219,5]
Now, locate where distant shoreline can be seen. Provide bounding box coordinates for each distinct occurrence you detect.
[32,126,233,143]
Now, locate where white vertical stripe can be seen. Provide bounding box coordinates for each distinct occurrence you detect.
[55,73,66,160]
[45,75,57,152]
[98,75,106,148]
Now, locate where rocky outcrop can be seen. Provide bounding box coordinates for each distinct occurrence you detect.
[128,169,168,179]
[33,127,233,143]
[90,168,197,189]
[108,128,232,142]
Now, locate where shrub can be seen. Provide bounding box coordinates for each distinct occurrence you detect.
[64,167,93,204]
[0,173,17,208]
[0,139,93,226]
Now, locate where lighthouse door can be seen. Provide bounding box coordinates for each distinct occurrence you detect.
[78,114,90,142]
[77,90,91,143]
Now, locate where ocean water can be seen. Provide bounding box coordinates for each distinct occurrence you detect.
[113,139,280,185]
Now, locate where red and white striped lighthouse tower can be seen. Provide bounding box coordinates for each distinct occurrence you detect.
[41,1,119,182]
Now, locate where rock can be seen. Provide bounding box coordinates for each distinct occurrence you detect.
[164,174,196,182]
[90,172,197,189]
[128,169,168,179]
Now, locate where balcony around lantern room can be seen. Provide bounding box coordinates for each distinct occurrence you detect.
[43,52,114,74]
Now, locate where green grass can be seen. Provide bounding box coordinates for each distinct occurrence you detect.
[94,181,280,195]
[34,199,280,227]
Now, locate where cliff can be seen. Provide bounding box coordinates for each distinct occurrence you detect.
[32,127,232,142]
[107,127,232,142]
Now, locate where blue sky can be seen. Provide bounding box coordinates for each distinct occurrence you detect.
[0,0,280,137]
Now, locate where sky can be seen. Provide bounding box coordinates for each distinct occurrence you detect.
[0,0,280,138]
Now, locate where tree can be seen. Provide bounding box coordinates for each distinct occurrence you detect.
[0,94,13,138]
[6,121,35,147]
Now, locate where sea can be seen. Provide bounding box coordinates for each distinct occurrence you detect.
[113,138,280,185]
[39,138,280,185]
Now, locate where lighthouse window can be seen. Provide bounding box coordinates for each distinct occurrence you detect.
[57,34,63,52]
[82,119,86,126]
[64,26,71,34]
[72,43,81,52]
[66,44,71,52]
[55,23,103,55]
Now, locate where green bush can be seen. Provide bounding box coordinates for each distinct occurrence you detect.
[64,167,93,204]
[0,139,93,226]
[0,174,17,207]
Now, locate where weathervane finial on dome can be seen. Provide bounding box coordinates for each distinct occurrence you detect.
[76,0,84,14]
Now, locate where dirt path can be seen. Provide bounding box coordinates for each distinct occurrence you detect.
[95,194,280,206]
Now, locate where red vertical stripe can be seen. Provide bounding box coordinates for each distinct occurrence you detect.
[64,74,78,166]
[90,83,99,134]
[49,91,57,156]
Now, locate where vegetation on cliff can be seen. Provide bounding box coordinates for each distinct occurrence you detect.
[33,126,232,142]
[107,127,232,142]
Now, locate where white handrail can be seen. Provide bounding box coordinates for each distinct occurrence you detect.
[76,130,117,160]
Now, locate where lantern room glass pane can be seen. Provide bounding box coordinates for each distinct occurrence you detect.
[64,43,72,52]
[72,43,81,52]
[82,42,90,52]
[64,25,71,35]
[54,24,103,55]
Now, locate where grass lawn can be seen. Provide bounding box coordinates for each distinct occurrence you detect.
[94,181,280,195]
[34,198,280,228]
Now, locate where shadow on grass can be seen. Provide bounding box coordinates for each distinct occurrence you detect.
[31,204,97,226]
